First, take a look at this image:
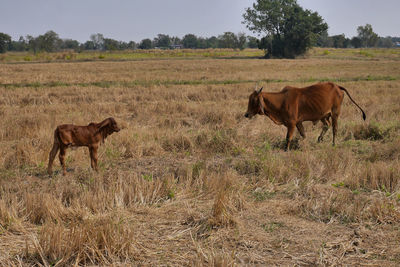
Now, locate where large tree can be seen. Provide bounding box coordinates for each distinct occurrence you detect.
[243,0,327,58]
[40,31,61,52]
[25,31,61,53]
[153,34,171,48]
[182,34,198,48]
[206,36,218,48]
[247,36,259,48]
[138,38,152,49]
[103,38,120,50]
[218,32,238,48]
[0,33,11,53]
[61,39,80,50]
[237,32,247,50]
[90,33,105,50]
[331,34,349,48]
[357,24,378,47]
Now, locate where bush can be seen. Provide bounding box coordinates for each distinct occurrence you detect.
[353,123,384,141]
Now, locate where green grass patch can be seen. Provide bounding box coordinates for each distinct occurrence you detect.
[3,75,397,90]
[262,221,284,232]
[142,173,153,181]
[0,49,264,63]
[252,189,276,202]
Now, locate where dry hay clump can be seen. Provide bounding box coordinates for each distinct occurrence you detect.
[161,134,193,153]
[194,129,240,155]
[27,215,139,266]
[344,160,400,194]
[208,172,246,228]
[295,184,400,224]
[352,122,386,141]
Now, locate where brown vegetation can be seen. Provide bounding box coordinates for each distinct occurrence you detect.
[0,49,399,266]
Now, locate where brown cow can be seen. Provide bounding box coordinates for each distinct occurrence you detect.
[244,82,366,150]
[47,117,120,175]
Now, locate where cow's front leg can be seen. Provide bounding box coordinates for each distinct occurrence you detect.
[285,124,296,151]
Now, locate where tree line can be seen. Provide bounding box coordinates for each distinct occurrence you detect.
[1,27,397,55]
[0,31,259,54]
[0,0,399,57]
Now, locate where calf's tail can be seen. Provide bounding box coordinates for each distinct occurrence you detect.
[339,86,366,120]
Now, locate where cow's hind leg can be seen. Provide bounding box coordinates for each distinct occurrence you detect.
[59,146,67,176]
[331,114,339,146]
[47,140,59,175]
[317,116,331,143]
[331,108,341,146]
[296,122,306,139]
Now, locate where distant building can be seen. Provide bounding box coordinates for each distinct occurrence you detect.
[154,45,183,50]
[396,42,400,47]
[170,44,183,49]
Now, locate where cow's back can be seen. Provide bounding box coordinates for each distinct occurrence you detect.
[297,82,343,122]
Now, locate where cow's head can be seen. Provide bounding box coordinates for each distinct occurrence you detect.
[244,87,266,119]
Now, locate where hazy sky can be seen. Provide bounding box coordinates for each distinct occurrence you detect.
[1,0,399,42]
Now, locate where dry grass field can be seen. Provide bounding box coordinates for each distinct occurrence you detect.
[0,48,400,266]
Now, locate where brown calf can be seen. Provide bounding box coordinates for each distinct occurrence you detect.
[47,117,120,175]
[244,82,366,150]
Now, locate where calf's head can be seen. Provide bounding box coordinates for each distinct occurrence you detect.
[244,87,265,119]
[98,117,121,136]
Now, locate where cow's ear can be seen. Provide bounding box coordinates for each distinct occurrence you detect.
[257,87,263,94]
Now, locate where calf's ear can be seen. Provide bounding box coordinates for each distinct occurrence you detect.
[257,87,263,94]
[98,119,110,129]
[96,119,111,134]
[259,94,266,115]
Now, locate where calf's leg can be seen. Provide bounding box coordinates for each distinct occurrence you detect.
[47,140,59,175]
[89,146,99,172]
[59,147,67,176]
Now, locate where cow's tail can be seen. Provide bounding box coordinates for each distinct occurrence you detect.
[339,86,366,121]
